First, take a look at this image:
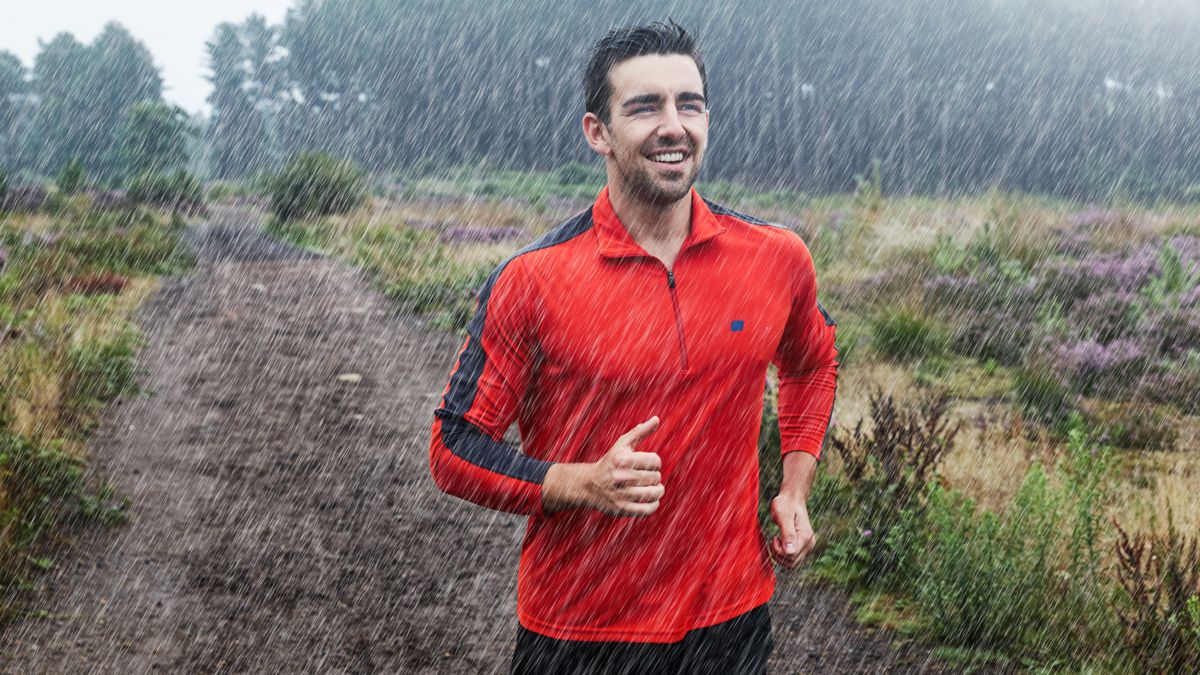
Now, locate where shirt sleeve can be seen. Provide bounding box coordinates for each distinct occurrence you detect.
[429,255,551,515]
[771,234,839,461]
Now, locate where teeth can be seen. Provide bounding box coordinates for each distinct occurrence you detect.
[650,152,684,163]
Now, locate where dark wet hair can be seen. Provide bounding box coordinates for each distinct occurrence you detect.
[584,20,707,125]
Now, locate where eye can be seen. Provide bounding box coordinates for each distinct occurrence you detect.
[631,106,655,115]
[679,103,705,114]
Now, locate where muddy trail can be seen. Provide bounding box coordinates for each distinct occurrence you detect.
[0,208,987,674]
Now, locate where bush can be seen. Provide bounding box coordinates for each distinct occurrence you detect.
[883,421,1120,666]
[126,170,204,214]
[269,152,365,222]
[56,158,87,196]
[0,185,49,214]
[825,389,959,584]
[1113,513,1200,674]
[557,162,600,186]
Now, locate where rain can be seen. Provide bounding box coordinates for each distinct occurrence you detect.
[1,0,1199,673]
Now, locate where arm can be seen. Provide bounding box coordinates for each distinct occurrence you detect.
[428,259,665,518]
[429,257,551,516]
[768,235,839,566]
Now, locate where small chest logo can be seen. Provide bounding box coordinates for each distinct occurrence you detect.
[731,320,745,332]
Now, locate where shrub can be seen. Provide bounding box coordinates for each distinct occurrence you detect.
[66,326,142,408]
[126,170,204,214]
[269,152,365,222]
[870,309,947,362]
[1113,513,1200,673]
[557,162,600,186]
[826,389,959,584]
[886,421,1119,665]
[56,158,87,196]
[0,430,128,613]
[0,185,49,214]
[1086,402,1178,451]
[852,158,884,219]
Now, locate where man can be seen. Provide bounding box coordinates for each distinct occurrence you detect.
[429,20,838,675]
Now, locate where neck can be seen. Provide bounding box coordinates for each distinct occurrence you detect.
[606,183,693,247]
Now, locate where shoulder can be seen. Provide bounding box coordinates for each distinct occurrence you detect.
[702,197,814,264]
[480,208,594,294]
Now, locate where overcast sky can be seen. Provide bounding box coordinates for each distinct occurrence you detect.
[1,0,294,116]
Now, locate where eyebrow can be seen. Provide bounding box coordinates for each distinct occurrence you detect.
[620,91,706,108]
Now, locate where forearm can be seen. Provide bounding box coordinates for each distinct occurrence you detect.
[778,450,818,502]
[429,413,551,515]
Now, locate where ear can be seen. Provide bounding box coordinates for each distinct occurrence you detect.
[582,112,612,157]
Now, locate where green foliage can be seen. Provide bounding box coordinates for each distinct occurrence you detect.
[852,159,884,219]
[269,152,366,222]
[126,169,203,210]
[880,418,1119,665]
[556,162,601,186]
[117,102,195,178]
[869,308,947,362]
[0,430,129,612]
[67,325,142,408]
[1013,367,1075,428]
[931,232,968,275]
[55,158,87,195]
[1142,240,1200,310]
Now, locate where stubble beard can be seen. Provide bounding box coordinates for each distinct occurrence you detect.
[614,139,703,209]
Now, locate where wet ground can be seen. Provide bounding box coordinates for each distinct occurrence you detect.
[0,207,995,673]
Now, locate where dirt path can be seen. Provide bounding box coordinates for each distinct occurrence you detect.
[0,207,983,673]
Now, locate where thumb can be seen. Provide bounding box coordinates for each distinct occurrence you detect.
[774,503,798,554]
[622,416,660,446]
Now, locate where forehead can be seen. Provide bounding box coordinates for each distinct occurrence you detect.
[607,53,703,102]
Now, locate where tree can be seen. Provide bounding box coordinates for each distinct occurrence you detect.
[27,24,162,179]
[205,18,275,179]
[117,102,195,178]
[0,51,27,172]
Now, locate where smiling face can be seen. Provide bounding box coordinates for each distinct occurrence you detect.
[583,53,709,208]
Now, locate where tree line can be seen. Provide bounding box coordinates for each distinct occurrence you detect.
[3,0,1200,199]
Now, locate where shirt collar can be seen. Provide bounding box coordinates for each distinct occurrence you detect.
[592,186,727,259]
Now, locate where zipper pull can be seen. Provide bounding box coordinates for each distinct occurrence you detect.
[667,271,676,289]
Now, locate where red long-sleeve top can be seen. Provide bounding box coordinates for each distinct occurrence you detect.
[429,187,838,642]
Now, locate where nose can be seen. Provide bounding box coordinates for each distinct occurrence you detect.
[656,106,686,139]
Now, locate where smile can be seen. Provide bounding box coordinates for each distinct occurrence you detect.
[647,151,687,165]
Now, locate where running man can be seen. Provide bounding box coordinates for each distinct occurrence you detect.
[429,20,838,674]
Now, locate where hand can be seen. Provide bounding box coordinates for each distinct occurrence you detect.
[583,416,665,517]
[769,494,815,569]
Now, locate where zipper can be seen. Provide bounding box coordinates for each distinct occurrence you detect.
[665,268,690,371]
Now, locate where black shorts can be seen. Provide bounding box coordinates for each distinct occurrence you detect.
[510,604,774,675]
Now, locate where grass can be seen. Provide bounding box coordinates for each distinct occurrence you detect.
[0,195,191,624]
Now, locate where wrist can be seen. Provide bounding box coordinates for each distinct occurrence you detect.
[541,462,594,514]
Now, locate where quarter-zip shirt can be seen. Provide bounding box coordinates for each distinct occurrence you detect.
[429,187,839,643]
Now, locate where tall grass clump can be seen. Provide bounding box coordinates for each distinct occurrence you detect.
[869,309,948,362]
